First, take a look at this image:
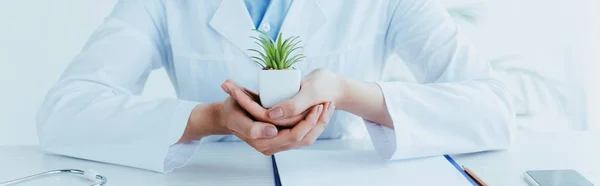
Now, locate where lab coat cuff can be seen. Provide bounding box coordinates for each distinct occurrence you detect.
[162,100,200,172]
[166,100,200,145]
[164,135,228,172]
[363,120,397,159]
[364,82,415,160]
[164,140,202,172]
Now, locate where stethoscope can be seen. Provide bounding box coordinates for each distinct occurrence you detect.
[0,169,107,186]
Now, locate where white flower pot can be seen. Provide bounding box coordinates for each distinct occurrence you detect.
[258,70,301,108]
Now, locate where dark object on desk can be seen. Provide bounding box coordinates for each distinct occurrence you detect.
[464,166,489,186]
[271,155,282,186]
[525,170,595,186]
[444,155,479,186]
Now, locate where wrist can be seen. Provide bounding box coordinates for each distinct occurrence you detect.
[178,102,227,143]
[336,76,380,112]
[210,102,226,132]
[206,102,230,136]
[336,75,353,111]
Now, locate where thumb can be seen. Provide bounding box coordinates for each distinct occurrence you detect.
[253,122,279,139]
[267,90,315,120]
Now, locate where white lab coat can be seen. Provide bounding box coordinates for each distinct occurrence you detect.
[36,0,516,173]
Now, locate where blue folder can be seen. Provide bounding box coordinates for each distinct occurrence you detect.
[271,155,478,186]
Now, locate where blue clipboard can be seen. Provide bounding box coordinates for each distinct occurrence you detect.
[444,155,479,186]
[271,155,478,186]
[271,156,283,186]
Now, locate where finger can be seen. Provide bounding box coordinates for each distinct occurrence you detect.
[223,79,259,99]
[267,89,318,120]
[242,104,327,155]
[227,111,278,140]
[269,109,309,127]
[221,81,231,94]
[300,102,335,146]
[232,89,271,120]
[242,87,260,101]
[222,81,270,121]
[222,80,242,97]
[267,102,335,154]
[231,129,270,152]
[269,102,335,153]
[230,130,273,155]
[230,130,252,144]
[232,127,296,156]
[256,129,295,156]
[286,104,323,143]
[223,79,260,101]
[223,80,310,127]
[253,105,322,155]
[226,81,308,127]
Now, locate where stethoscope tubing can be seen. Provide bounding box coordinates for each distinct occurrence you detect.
[0,169,107,186]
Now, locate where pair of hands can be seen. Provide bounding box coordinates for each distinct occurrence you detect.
[217,69,344,155]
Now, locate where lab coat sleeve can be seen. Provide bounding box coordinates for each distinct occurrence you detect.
[36,0,201,173]
[364,0,516,160]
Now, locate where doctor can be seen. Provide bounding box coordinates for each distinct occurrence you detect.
[36,0,515,173]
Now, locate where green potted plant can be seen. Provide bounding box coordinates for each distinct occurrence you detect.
[249,30,306,108]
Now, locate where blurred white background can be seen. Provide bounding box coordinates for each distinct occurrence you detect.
[0,0,598,145]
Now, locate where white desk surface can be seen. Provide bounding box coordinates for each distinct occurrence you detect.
[0,131,598,186]
[453,131,600,186]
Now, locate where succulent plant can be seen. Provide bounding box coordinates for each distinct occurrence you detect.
[249,29,306,70]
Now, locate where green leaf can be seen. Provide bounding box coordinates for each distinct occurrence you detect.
[251,37,269,50]
[283,36,300,50]
[251,36,274,65]
[251,56,266,64]
[289,54,306,62]
[284,39,301,59]
[253,41,271,64]
[277,33,285,69]
[251,59,266,69]
[253,41,268,53]
[248,48,266,57]
[266,44,277,68]
[281,37,298,67]
[271,58,278,69]
[280,36,300,68]
[248,49,269,66]
[275,54,282,69]
[254,29,276,47]
[286,59,304,68]
[256,30,280,69]
[287,39,302,52]
[248,30,305,70]
[284,46,303,67]
[287,46,302,57]
[285,54,305,68]
[281,36,297,51]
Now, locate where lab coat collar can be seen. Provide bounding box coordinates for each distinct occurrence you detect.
[209,0,326,58]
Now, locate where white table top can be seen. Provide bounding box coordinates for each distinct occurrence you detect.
[0,131,598,186]
[453,131,600,186]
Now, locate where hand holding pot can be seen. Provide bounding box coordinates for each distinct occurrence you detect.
[221,80,307,127]
[267,68,344,121]
[218,97,279,140]
[220,96,335,155]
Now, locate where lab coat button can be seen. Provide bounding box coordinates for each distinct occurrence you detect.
[261,23,271,32]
